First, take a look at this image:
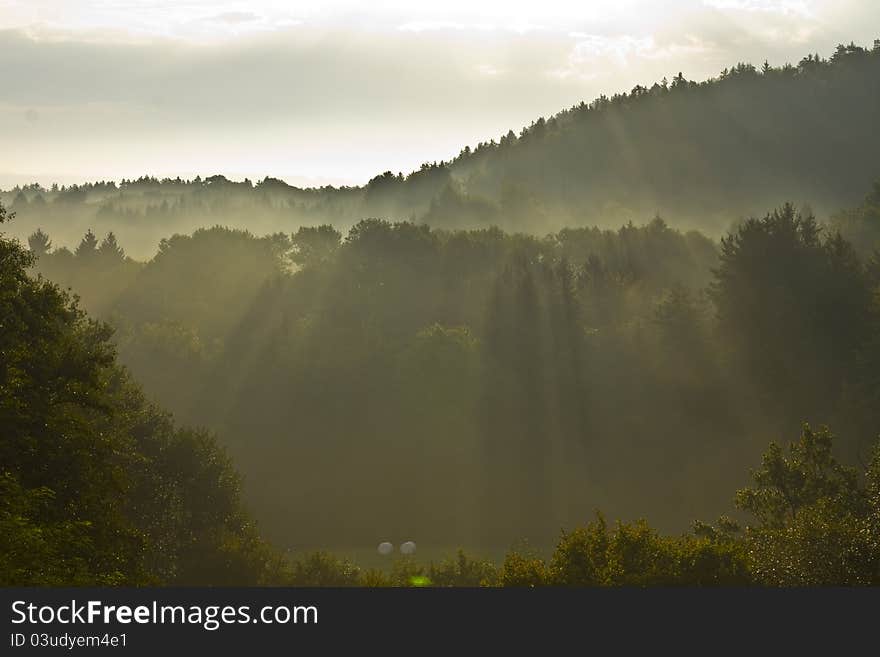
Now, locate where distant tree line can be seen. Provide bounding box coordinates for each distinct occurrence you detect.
[3,40,880,257]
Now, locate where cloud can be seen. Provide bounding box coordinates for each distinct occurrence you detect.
[475,63,503,76]
[214,12,262,24]
[397,21,498,33]
[0,27,578,122]
[1,1,878,185]
[702,0,813,16]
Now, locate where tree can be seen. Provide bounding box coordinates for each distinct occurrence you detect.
[429,549,498,586]
[500,548,547,587]
[736,425,880,585]
[290,225,341,268]
[652,285,707,355]
[75,229,98,258]
[27,229,51,257]
[98,231,125,260]
[288,552,360,586]
[735,424,861,528]
[710,204,871,429]
[0,201,283,585]
[831,179,880,259]
[511,512,751,587]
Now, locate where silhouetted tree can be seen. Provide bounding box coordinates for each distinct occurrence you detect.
[27,229,52,257]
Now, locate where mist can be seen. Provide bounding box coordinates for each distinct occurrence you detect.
[3,4,880,588]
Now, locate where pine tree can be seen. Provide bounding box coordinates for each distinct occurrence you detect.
[27,229,52,257]
[98,231,125,260]
[75,229,98,258]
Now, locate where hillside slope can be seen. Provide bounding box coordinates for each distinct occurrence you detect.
[433,40,880,233]
[3,40,879,257]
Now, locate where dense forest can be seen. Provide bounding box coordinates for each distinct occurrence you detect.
[5,193,880,585]
[3,41,880,586]
[3,41,880,259]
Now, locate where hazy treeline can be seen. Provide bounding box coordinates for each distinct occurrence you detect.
[3,40,880,258]
[21,178,880,555]
[5,188,880,585]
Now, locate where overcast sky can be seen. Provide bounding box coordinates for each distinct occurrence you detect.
[1,0,877,188]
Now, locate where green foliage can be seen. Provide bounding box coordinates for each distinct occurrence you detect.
[546,513,751,587]
[428,550,499,587]
[74,229,98,258]
[290,225,342,269]
[288,552,361,587]
[0,472,102,586]
[0,202,282,585]
[711,204,872,431]
[500,549,548,587]
[358,569,393,587]
[735,424,861,528]
[27,228,51,257]
[98,231,125,260]
[673,534,751,587]
[547,514,610,585]
[114,226,286,339]
[395,324,479,415]
[388,557,430,587]
[745,501,875,585]
[736,426,880,585]
[600,520,680,586]
[31,228,141,316]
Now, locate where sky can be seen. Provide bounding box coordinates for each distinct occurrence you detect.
[1,0,878,188]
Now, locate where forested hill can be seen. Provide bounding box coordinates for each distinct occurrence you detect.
[3,40,880,258]
[440,40,880,232]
